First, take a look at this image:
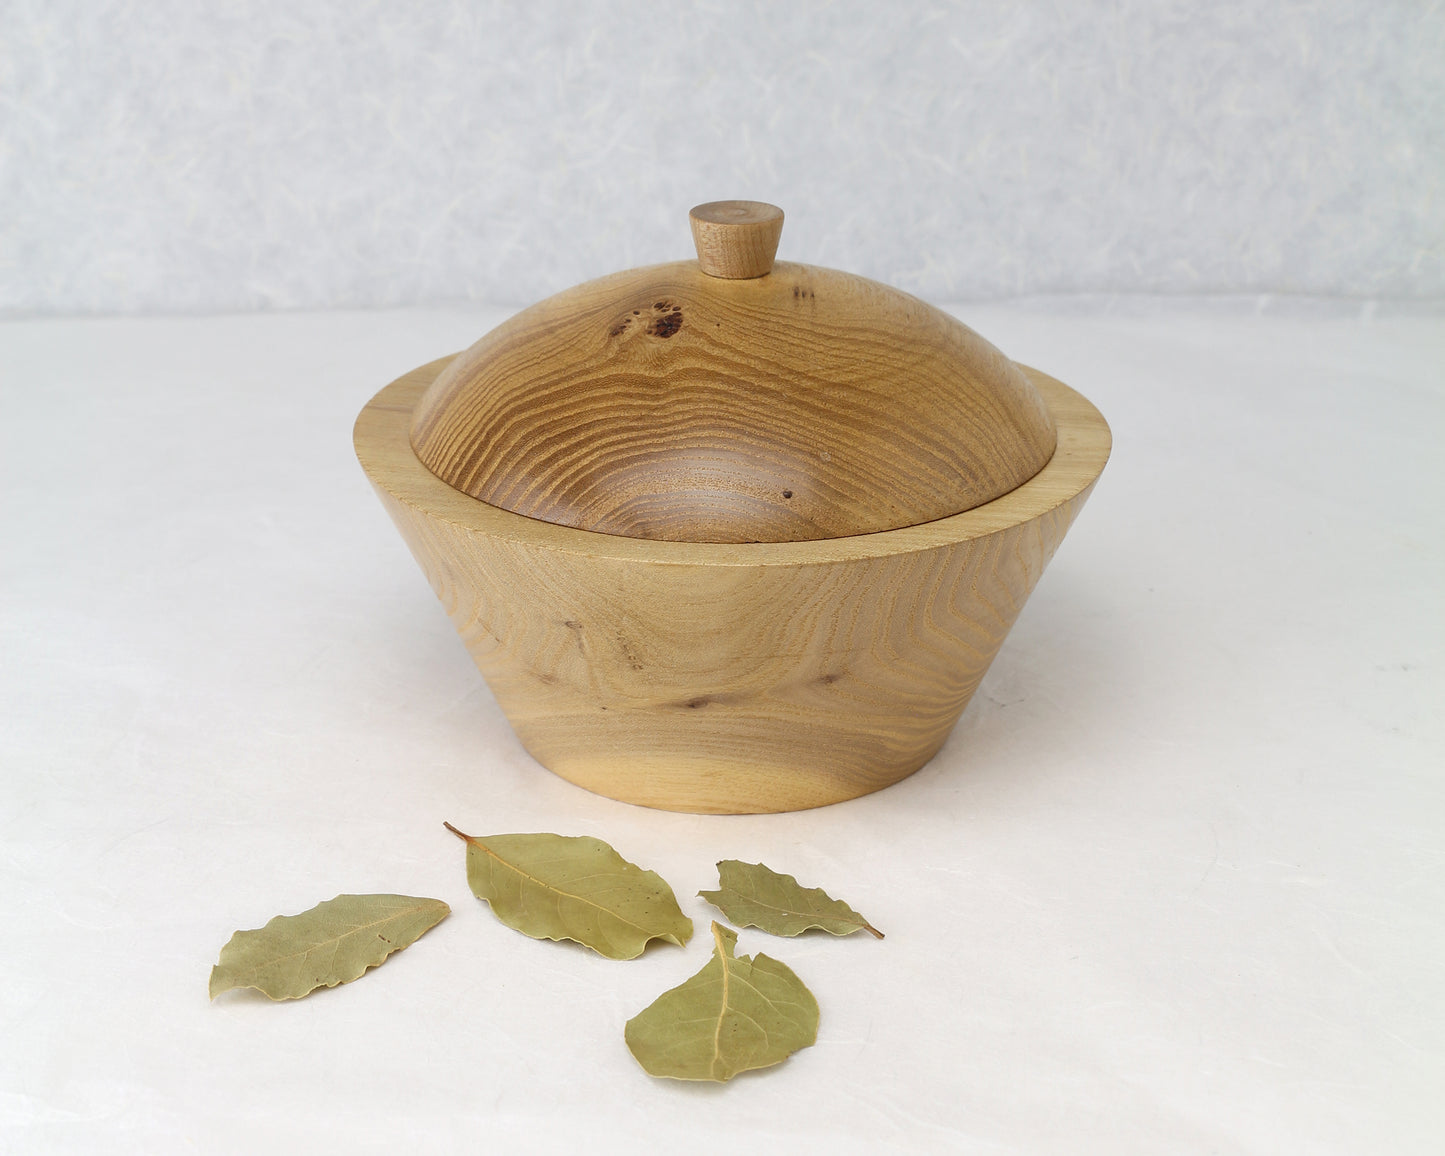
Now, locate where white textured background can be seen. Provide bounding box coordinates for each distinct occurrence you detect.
[2,0,1442,315]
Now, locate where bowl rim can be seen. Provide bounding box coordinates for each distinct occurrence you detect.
[354,356,1111,569]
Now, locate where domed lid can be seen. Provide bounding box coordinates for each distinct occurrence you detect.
[409,202,1057,544]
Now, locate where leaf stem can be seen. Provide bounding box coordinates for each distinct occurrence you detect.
[442,821,474,843]
[862,921,884,940]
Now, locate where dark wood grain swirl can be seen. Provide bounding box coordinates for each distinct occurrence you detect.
[409,261,1057,543]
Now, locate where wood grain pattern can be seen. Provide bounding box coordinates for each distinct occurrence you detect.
[689,200,785,279]
[357,357,1110,814]
[408,261,1057,544]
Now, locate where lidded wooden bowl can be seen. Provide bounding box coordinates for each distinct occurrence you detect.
[355,202,1110,813]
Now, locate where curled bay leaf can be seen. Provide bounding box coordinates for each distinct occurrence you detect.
[209,893,449,1001]
[444,822,692,960]
[700,859,883,939]
[625,921,819,1081]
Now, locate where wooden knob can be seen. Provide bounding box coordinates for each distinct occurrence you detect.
[689,201,784,279]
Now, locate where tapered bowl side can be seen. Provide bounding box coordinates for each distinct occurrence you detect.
[354,358,1109,813]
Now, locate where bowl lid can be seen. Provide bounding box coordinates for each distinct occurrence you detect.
[409,202,1057,544]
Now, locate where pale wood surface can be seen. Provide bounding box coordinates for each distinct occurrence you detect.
[688,200,785,279]
[358,356,1110,813]
[409,261,1058,544]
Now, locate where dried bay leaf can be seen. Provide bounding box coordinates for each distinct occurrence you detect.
[209,894,449,1000]
[625,922,819,1081]
[443,822,692,960]
[700,859,883,939]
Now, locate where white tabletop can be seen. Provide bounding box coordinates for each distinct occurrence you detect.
[3,299,1441,1154]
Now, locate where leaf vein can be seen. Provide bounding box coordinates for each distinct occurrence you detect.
[475,841,659,936]
[232,904,436,980]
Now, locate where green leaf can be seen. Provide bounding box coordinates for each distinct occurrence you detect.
[209,894,449,1000]
[699,859,883,939]
[443,822,692,960]
[625,922,819,1081]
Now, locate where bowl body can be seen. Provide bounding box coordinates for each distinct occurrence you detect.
[355,356,1109,814]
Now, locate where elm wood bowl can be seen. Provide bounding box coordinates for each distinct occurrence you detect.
[354,202,1111,814]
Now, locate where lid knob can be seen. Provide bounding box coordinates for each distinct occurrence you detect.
[689,201,784,279]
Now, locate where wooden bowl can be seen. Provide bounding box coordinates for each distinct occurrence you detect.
[354,203,1110,813]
